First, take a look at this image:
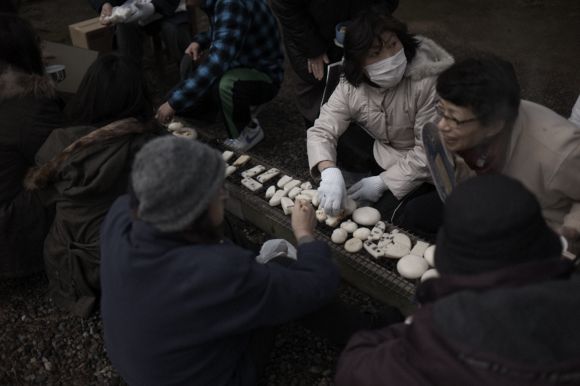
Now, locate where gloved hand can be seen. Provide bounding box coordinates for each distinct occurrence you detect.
[318,167,347,216]
[256,239,298,264]
[125,1,155,23]
[347,175,387,203]
[561,226,579,257]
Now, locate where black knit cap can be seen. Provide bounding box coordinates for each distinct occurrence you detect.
[435,175,562,275]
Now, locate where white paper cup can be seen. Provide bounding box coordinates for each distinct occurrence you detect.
[561,235,569,254]
[45,64,66,83]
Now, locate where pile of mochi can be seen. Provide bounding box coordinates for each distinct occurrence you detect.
[166,120,198,139]
[222,150,439,282]
[331,207,439,282]
[222,150,355,221]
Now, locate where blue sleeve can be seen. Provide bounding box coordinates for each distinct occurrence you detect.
[168,0,250,111]
[193,31,211,49]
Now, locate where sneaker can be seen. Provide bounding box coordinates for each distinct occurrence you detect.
[224,119,264,151]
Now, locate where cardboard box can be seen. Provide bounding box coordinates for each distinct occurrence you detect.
[69,17,114,53]
[43,41,99,94]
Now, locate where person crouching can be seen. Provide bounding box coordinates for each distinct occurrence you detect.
[100,136,340,385]
[335,175,580,386]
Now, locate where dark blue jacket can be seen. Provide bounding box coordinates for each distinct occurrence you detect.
[100,196,339,385]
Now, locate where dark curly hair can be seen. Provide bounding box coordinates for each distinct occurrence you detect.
[0,13,44,75]
[343,6,419,87]
[436,55,521,128]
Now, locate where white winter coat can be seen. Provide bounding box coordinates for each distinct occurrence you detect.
[307,36,454,199]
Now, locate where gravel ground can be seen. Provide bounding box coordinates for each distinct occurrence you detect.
[0,279,385,386]
[0,275,122,385]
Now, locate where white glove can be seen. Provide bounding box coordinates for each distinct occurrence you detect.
[318,167,347,216]
[347,175,387,203]
[125,1,155,23]
[104,4,136,24]
[256,239,297,264]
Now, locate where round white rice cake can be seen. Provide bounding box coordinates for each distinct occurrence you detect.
[352,227,371,240]
[331,228,348,244]
[397,254,429,279]
[344,238,363,253]
[352,207,381,226]
[420,269,440,282]
[340,220,358,233]
[167,121,184,131]
[393,233,412,249]
[384,242,411,259]
[424,245,436,267]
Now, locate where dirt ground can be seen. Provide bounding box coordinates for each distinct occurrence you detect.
[2,0,580,385]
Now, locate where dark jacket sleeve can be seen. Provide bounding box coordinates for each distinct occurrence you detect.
[335,306,439,386]
[229,240,341,331]
[20,99,64,165]
[88,0,105,13]
[88,0,123,13]
[34,126,92,165]
[335,324,406,386]
[382,0,399,13]
[186,239,341,341]
[270,0,327,60]
[192,31,211,49]
[151,0,180,16]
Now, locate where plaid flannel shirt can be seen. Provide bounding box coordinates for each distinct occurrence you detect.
[168,0,284,111]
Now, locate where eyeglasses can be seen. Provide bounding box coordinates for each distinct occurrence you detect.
[435,104,478,127]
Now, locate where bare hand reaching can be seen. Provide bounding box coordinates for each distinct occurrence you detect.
[291,199,316,241]
[185,42,202,62]
[307,53,329,81]
[561,226,580,256]
[99,2,113,25]
[156,102,175,125]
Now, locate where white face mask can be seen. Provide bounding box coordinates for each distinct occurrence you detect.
[365,48,407,89]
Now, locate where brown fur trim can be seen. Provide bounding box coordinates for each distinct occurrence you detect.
[24,118,151,190]
[0,65,57,102]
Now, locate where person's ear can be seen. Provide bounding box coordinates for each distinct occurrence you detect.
[484,119,505,139]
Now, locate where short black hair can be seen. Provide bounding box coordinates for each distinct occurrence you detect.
[343,7,419,87]
[436,55,521,128]
[66,53,153,126]
[0,13,44,75]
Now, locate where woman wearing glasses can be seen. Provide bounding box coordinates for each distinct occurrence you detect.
[307,8,453,238]
[436,55,580,255]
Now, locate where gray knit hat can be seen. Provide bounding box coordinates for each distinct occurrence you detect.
[131,136,225,232]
